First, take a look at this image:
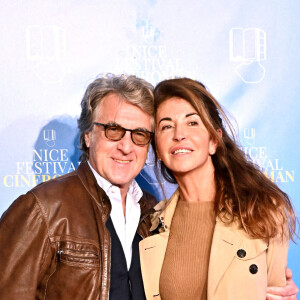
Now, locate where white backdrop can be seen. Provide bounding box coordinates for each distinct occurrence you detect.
[1,0,299,287]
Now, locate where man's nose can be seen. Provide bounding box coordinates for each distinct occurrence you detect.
[116,131,134,153]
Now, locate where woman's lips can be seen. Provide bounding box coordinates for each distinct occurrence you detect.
[171,147,193,155]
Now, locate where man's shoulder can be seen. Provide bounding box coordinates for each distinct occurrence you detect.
[31,168,80,195]
[0,169,83,225]
[27,162,99,211]
[141,189,157,203]
[139,190,158,217]
[31,162,92,195]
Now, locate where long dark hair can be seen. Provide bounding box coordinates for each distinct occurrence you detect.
[153,78,297,240]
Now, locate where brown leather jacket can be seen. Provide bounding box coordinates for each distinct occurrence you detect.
[0,162,156,300]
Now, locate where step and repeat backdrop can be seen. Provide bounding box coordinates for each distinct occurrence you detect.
[1,0,299,286]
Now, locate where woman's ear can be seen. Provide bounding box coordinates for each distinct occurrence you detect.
[209,129,222,155]
[209,145,216,155]
[156,150,161,160]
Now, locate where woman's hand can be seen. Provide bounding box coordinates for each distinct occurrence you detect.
[266,268,298,299]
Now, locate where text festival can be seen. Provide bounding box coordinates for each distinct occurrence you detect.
[2,146,294,188]
[3,149,79,188]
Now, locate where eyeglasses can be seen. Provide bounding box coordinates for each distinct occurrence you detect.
[93,122,153,146]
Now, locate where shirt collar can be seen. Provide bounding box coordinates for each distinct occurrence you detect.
[87,161,143,203]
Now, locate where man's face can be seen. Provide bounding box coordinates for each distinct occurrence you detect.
[85,93,152,191]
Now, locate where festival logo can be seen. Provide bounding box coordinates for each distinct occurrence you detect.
[3,119,80,188]
[26,25,67,83]
[229,27,266,84]
[43,129,56,147]
[115,19,191,84]
[244,127,256,146]
[242,128,294,183]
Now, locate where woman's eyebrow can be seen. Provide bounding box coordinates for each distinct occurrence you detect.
[158,113,199,125]
[158,117,172,125]
[186,113,199,118]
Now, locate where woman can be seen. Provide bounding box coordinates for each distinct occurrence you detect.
[139,78,297,300]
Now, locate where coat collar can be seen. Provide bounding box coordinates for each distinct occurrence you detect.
[76,162,111,211]
[76,162,104,197]
[150,189,180,232]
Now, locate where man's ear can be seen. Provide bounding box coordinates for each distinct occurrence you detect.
[85,132,91,148]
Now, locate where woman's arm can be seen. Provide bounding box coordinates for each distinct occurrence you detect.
[266,268,298,300]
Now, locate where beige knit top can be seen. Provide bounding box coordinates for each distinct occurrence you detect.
[159,200,216,300]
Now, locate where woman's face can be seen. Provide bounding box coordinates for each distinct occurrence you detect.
[155,97,217,177]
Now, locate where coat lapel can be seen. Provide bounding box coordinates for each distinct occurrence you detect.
[139,231,170,299]
[207,219,243,300]
[140,189,180,299]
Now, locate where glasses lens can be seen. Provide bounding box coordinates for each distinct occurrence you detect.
[106,125,125,140]
[132,130,151,145]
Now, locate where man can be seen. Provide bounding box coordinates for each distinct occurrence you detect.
[0,74,156,299]
[0,74,298,299]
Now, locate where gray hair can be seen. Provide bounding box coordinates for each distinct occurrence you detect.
[78,73,154,162]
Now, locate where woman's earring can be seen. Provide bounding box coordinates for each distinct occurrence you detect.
[156,152,161,160]
[209,148,215,155]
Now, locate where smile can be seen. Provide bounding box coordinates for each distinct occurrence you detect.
[172,149,192,155]
[113,159,131,164]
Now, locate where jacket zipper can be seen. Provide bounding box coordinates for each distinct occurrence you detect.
[57,248,99,260]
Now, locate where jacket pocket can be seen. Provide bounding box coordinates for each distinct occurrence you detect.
[57,240,100,267]
[44,240,101,300]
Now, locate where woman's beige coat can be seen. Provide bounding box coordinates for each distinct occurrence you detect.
[139,189,288,300]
